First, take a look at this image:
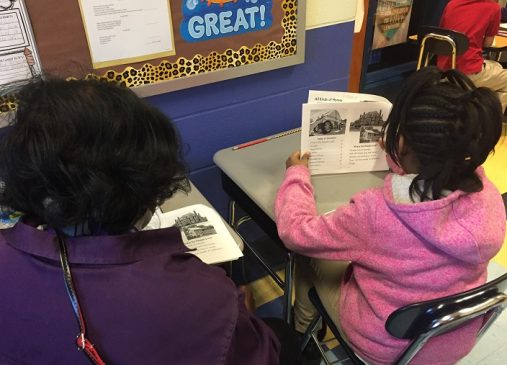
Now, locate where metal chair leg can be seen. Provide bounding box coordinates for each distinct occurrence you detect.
[228,198,295,325]
[300,316,321,353]
[227,199,236,227]
[301,316,334,365]
[283,251,294,324]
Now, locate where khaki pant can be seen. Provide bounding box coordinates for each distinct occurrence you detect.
[293,255,349,334]
[468,60,507,112]
[294,256,375,365]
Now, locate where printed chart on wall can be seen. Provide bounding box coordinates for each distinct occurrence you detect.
[0,0,41,93]
[12,0,304,97]
[372,0,413,50]
[78,0,176,69]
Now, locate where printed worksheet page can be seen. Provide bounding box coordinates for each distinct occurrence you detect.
[0,0,42,88]
[301,91,392,175]
[78,0,175,68]
[144,204,243,265]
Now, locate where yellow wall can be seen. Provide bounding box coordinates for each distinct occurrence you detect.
[306,0,358,29]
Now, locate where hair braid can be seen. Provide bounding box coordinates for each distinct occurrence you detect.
[384,67,502,201]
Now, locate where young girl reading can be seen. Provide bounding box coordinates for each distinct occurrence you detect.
[275,67,506,365]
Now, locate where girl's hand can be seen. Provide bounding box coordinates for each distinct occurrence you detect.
[286,151,310,169]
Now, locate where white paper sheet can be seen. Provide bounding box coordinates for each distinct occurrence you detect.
[78,0,175,68]
[354,0,364,33]
[144,205,243,265]
[0,52,31,84]
[0,0,42,88]
[308,90,391,104]
[301,91,392,175]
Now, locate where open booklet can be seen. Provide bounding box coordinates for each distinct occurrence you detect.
[144,204,243,265]
[301,90,393,175]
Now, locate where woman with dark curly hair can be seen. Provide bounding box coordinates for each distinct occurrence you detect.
[0,78,282,365]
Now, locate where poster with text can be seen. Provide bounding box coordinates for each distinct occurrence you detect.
[372,0,413,50]
[0,0,41,94]
[78,0,175,68]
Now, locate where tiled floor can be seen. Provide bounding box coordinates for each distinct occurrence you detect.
[245,136,507,364]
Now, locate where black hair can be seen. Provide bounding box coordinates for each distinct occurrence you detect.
[382,67,502,201]
[0,77,190,234]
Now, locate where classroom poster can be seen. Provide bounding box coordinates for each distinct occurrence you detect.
[372,0,413,50]
[0,0,41,93]
[181,0,273,42]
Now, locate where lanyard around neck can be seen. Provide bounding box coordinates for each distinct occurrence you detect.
[57,232,107,365]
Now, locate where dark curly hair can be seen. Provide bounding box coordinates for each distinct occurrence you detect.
[0,78,189,234]
[382,67,503,201]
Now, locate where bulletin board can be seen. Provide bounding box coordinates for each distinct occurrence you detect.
[19,0,306,97]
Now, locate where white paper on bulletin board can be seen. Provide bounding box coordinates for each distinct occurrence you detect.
[0,0,42,89]
[372,0,413,50]
[78,0,175,69]
[354,0,364,33]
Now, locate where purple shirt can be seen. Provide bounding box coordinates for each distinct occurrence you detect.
[0,221,279,364]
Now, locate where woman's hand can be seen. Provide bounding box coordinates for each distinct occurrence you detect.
[285,151,310,169]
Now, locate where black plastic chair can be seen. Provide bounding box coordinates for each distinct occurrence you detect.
[303,272,507,365]
[417,26,469,70]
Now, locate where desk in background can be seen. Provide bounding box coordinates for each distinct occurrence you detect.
[214,131,387,323]
[485,35,507,61]
[408,34,507,61]
[490,35,507,51]
[409,34,507,49]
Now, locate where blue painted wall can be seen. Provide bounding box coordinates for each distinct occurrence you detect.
[147,22,355,217]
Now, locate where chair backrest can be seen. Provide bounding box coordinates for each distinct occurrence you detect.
[386,273,507,365]
[416,25,469,70]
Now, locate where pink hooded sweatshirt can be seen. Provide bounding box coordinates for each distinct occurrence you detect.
[275,165,506,365]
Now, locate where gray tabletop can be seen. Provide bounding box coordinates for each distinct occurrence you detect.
[214,131,387,220]
[160,181,243,250]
